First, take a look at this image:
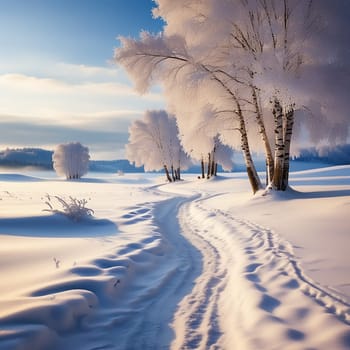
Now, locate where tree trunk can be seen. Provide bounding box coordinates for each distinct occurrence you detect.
[238,107,262,194]
[164,165,172,182]
[171,165,176,182]
[209,72,261,193]
[176,167,181,180]
[207,153,211,179]
[272,99,285,190]
[281,107,294,190]
[210,160,216,177]
[201,158,205,179]
[210,149,216,177]
[251,87,274,186]
[214,163,218,176]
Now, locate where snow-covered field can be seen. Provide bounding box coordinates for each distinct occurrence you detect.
[0,165,349,350]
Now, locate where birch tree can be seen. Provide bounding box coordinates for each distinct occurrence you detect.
[171,0,316,190]
[218,0,316,190]
[154,0,326,191]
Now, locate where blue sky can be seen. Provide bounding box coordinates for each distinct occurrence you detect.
[0,0,165,159]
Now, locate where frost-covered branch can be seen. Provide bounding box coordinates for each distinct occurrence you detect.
[115,0,349,192]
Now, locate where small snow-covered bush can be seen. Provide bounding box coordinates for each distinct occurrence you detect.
[52,142,90,179]
[43,194,94,221]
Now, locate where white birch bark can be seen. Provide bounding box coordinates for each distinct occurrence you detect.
[210,73,262,193]
[281,107,294,190]
[272,99,285,190]
[236,100,262,194]
[251,86,274,185]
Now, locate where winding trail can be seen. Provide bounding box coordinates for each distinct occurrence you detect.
[156,187,350,350]
[52,194,205,350]
[119,195,204,350]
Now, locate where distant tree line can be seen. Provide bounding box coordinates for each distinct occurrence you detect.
[293,144,350,165]
[0,148,53,169]
[0,147,144,174]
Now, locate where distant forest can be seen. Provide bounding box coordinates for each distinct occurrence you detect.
[294,144,350,165]
[0,146,349,172]
[0,148,144,173]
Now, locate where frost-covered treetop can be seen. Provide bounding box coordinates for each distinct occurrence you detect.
[52,142,90,179]
[126,109,191,181]
[116,0,350,150]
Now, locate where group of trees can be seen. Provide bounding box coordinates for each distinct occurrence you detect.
[126,109,234,181]
[115,0,349,193]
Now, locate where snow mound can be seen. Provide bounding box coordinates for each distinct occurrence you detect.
[0,173,45,182]
[0,214,117,237]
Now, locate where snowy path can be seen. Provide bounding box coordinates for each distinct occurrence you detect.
[50,194,205,350]
[166,189,350,350]
[115,195,204,350]
[171,198,229,349]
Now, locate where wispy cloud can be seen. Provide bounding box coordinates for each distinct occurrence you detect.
[0,115,131,159]
[0,72,162,99]
[0,60,165,159]
[52,62,132,85]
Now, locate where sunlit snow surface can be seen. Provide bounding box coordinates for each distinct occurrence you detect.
[0,166,349,350]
